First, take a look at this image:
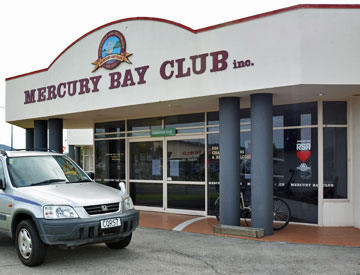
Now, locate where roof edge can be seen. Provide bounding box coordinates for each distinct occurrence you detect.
[6,4,360,81]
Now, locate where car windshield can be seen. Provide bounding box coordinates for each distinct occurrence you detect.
[6,155,91,187]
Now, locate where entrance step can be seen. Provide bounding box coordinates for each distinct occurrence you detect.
[213,224,264,238]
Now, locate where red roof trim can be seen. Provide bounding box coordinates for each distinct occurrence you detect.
[6,4,360,81]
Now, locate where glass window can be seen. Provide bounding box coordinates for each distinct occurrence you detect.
[130,182,163,207]
[273,102,317,127]
[273,128,318,224]
[167,184,205,211]
[207,112,219,126]
[323,102,347,125]
[207,134,219,215]
[324,127,347,199]
[127,117,162,131]
[95,140,125,187]
[165,113,204,128]
[95,121,125,134]
[167,139,205,182]
[130,141,163,180]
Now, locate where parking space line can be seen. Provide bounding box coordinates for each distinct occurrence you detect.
[172,217,208,231]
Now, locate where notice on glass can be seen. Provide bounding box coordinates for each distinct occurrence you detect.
[152,159,161,176]
[170,160,179,177]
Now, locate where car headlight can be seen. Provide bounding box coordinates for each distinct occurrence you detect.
[123,197,134,211]
[44,205,79,219]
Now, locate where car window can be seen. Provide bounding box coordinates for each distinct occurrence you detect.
[6,155,90,187]
[0,160,5,184]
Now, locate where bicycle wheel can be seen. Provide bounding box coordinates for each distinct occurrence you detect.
[273,198,291,231]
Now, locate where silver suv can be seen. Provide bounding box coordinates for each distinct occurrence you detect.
[0,150,139,266]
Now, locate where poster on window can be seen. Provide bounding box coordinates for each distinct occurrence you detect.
[296,140,312,180]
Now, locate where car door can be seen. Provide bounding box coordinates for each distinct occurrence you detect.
[0,158,11,232]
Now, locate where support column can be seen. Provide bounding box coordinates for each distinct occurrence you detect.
[25,128,34,150]
[69,145,75,160]
[219,97,240,226]
[34,120,47,150]
[49,118,63,153]
[75,146,81,167]
[251,93,273,236]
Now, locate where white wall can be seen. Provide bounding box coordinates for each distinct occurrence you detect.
[67,129,93,146]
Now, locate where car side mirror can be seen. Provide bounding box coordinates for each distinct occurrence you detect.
[0,179,5,190]
[119,182,126,194]
[87,172,95,180]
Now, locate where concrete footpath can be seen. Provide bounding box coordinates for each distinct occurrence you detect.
[1,227,359,274]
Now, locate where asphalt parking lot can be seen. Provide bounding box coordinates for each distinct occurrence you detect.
[0,227,359,275]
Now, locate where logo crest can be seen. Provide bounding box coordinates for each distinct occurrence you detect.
[92,30,132,72]
[101,205,108,212]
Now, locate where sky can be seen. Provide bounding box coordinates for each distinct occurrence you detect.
[0,0,358,149]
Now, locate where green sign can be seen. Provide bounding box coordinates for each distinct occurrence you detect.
[150,128,176,137]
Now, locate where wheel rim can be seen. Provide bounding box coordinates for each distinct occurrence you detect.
[18,228,32,259]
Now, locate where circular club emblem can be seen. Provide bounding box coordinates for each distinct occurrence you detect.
[92,30,132,72]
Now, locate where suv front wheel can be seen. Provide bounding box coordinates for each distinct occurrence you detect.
[105,233,132,249]
[15,219,47,266]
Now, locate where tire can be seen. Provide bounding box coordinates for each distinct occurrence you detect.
[15,219,47,266]
[273,198,291,231]
[214,197,220,221]
[105,233,132,249]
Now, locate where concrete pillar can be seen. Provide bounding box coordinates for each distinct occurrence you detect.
[34,120,47,150]
[49,118,63,153]
[25,128,34,150]
[69,145,75,160]
[219,97,240,226]
[250,93,273,236]
[75,146,81,167]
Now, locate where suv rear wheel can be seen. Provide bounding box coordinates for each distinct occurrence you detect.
[105,233,132,249]
[15,219,47,266]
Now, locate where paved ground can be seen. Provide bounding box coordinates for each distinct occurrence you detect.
[0,227,359,275]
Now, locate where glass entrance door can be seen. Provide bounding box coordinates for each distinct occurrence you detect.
[129,136,206,214]
[166,137,206,213]
[129,140,163,208]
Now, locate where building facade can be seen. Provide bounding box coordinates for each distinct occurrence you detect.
[5,5,360,231]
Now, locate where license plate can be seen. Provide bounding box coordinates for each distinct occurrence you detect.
[100,218,121,229]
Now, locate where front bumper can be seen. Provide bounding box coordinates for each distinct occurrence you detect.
[35,209,139,247]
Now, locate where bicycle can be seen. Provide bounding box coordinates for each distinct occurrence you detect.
[214,186,291,231]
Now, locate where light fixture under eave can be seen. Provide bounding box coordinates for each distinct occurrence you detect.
[318,93,324,97]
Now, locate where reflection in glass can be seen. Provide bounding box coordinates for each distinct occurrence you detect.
[167,139,205,181]
[167,184,205,211]
[207,134,219,215]
[130,141,163,180]
[95,120,125,133]
[323,101,347,125]
[130,182,163,207]
[95,140,125,188]
[165,113,204,128]
[324,127,347,199]
[127,117,162,131]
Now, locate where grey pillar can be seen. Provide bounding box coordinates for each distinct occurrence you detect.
[75,146,81,167]
[219,97,240,226]
[25,128,34,150]
[49,118,63,153]
[251,93,273,236]
[34,120,47,150]
[69,145,75,160]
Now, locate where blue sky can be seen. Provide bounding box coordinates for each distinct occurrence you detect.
[1,0,358,148]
